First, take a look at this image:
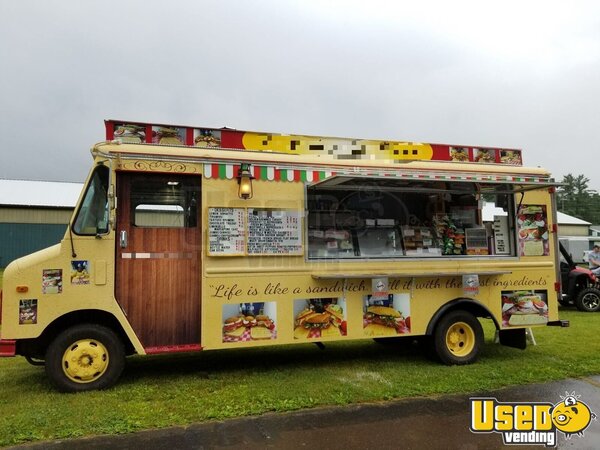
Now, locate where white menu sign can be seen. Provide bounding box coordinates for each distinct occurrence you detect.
[208,208,245,255]
[493,215,510,255]
[247,208,302,255]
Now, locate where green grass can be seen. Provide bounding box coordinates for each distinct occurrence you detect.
[0,308,598,446]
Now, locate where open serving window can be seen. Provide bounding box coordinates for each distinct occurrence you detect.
[306,175,520,259]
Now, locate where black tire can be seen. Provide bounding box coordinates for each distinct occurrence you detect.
[45,324,125,392]
[432,311,483,365]
[575,287,600,312]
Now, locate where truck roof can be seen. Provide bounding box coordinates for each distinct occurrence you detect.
[93,141,553,188]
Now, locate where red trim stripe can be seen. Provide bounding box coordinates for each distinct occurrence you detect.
[145,344,203,355]
[211,164,220,179]
[0,339,16,356]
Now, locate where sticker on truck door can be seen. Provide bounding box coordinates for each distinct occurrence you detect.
[19,299,38,324]
[42,269,62,294]
[71,260,90,285]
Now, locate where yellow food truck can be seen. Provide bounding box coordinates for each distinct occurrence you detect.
[0,120,568,391]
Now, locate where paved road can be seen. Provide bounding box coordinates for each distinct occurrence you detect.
[13,376,600,450]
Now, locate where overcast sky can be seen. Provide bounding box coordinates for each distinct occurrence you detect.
[1,1,599,190]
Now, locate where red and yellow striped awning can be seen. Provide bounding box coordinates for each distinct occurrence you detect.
[202,163,551,184]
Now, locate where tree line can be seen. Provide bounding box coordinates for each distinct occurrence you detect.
[556,174,600,224]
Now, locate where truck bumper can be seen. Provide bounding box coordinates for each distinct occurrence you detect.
[0,340,16,357]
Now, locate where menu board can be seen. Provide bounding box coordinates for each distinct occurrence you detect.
[247,208,303,255]
[208,208,245,255]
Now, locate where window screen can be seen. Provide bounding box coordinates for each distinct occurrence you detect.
[130,178,199,228]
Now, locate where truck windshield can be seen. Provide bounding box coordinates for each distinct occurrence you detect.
[73,165,109,235]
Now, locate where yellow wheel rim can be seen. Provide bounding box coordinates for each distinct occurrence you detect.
[62,339,109,383]
[445,321,475,357]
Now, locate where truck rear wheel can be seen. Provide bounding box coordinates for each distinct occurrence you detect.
[433,311,483,365]
[575,287,600,312]
[45,324,125,392]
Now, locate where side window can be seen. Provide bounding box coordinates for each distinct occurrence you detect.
[134,204,185,227]
[73,165,109,235]
[130,178,199,228]
[307,177,516,259]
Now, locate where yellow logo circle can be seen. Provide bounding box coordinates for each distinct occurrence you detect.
[551,394,594,437]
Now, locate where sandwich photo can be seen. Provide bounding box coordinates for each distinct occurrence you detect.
[363,304,410,336]
[501,291,549,327]
[325,304,343,327]
[303,313,332,330]
[364,306,406,332]
[222,306,277,342]
[114,124,145,143]
[223,315,245,337]
[250,314,275,340]
[242,315,257,327]
[156,127,183,145]
[293,300,347,339]
[255,314,275,329]
[250,326,272,340]
[194,131,221,147]
[295,308,318,328]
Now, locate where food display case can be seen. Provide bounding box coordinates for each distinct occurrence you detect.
[307,228,355,258]
[308,211,405,258]
[307,209,358,258]
[401,225,441,256]
[357,219,404,257]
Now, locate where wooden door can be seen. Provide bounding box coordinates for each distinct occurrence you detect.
[115,172,201,349]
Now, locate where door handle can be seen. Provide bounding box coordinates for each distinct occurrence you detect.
[120,230,128,248]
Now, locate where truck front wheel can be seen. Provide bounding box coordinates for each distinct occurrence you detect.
[45,324,125,392]
[575,287,600,312]
[433,311,483,365]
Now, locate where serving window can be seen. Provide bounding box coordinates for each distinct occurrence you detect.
[306,176,517,259]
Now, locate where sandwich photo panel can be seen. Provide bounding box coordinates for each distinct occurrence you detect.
[293,297,347,340]
[517,205,549,256]
[501,290,548,327]
[222,302,277,343]
[363,293,411,336]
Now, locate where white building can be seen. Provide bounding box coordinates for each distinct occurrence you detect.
[0,179,82,267]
